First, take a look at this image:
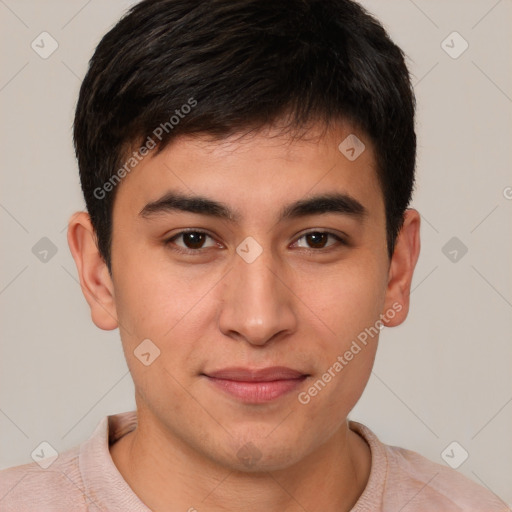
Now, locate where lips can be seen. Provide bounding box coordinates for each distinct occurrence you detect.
[203,366,309,403]
[206,366,307,382]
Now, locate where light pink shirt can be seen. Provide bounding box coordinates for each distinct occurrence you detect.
[0,410,508,511]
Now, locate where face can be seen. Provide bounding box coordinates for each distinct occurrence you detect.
[76,122,410,472]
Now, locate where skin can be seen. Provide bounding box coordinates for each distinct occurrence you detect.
[68,121,420,512]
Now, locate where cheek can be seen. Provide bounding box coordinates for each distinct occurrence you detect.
[292,257,386,411]
[113,243,197,333]
[112,250,223,375]
[300,256,388,351]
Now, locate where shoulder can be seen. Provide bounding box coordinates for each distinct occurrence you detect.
[0,446,89,512]
[350,421,508,512]
[385,444,507,511]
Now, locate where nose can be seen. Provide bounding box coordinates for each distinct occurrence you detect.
[218,244,298,347]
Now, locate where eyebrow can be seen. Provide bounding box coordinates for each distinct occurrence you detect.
[139,190,367,223]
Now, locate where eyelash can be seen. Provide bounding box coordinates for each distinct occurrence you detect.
[164,229,347,256]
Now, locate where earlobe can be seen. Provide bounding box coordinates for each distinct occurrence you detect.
[381,209,421,327]
[67,211,119,331]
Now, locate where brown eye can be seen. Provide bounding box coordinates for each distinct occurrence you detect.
[180,232,208,249]
[305,232,329,249]
[295,231,346,250]
[166,230,217,252]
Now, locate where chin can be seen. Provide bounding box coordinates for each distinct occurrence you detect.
[227,449,303,474]
[214,430,314,474]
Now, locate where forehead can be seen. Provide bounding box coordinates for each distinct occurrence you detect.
[113,121,384,225]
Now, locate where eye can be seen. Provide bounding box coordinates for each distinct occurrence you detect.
[164,229,347,255]
[293,231,346,250]
[165,230,219,253]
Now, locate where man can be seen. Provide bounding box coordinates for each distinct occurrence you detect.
[0,0,507,510]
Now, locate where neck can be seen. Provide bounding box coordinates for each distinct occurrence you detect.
[110,410,371,512]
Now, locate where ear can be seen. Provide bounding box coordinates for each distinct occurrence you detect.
[381,208,421,327]
[67,211,118,330]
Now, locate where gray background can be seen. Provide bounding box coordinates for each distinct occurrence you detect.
[1,0,511,506]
